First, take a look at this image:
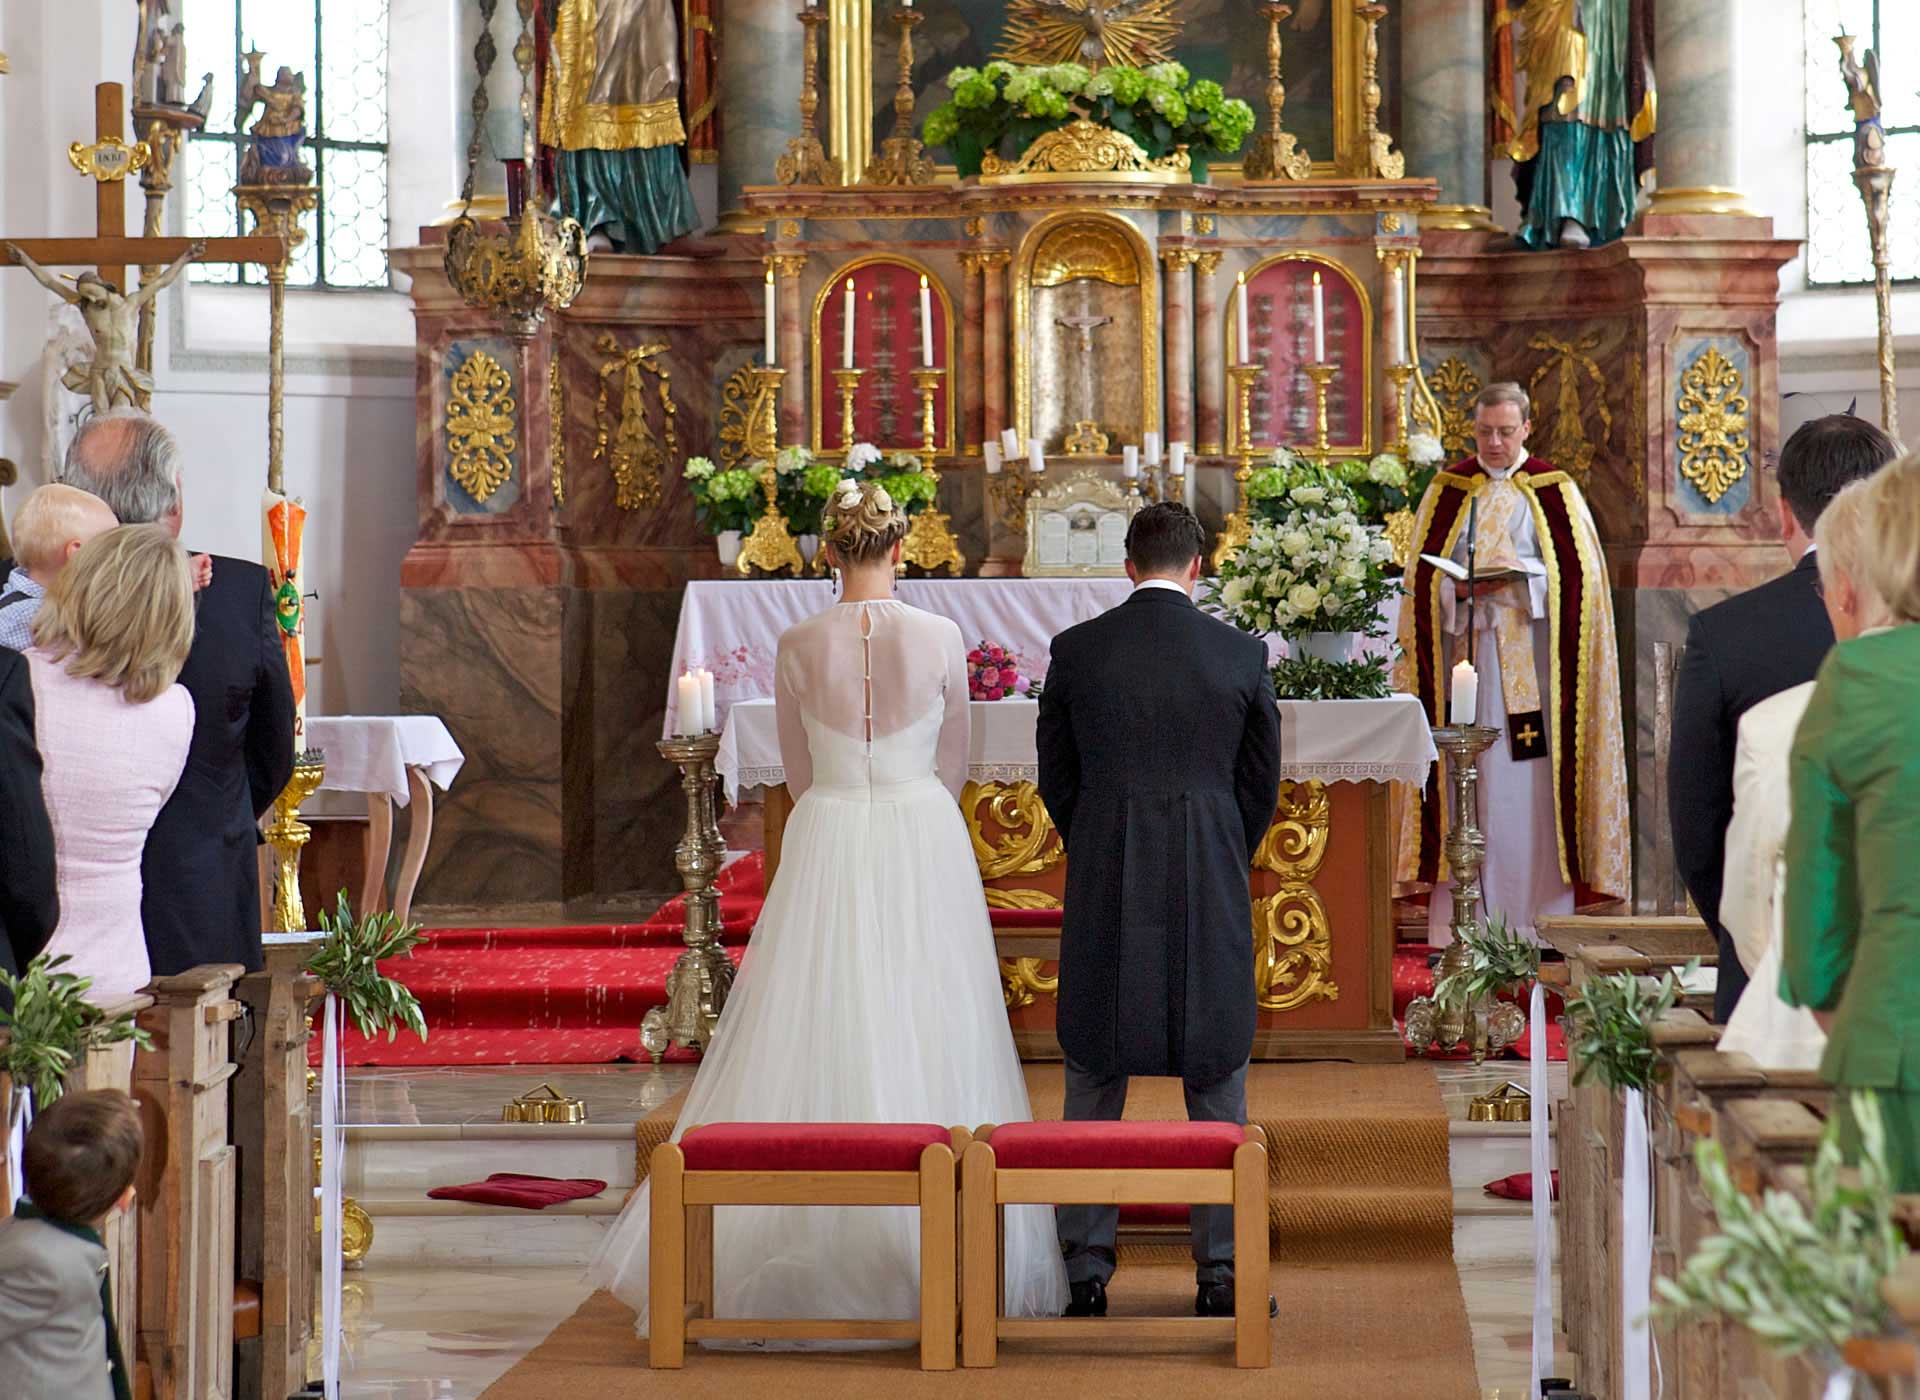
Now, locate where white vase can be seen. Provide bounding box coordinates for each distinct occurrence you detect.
[797,534,820,565]
[716,530,743,568]
[1298,631,1358,663]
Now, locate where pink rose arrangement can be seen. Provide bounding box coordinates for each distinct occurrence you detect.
[967,641,1030,701]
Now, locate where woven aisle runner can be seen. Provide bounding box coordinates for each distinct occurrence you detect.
[485,1062,1475,1398]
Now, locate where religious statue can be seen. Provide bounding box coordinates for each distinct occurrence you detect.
[1837,32,1885,170]
[540,0,698,254]
[237,52,313,185]
[1492,0,1655,249]
[6,241,204,414]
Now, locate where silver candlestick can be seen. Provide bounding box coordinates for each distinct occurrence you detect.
[641,732,735,1061]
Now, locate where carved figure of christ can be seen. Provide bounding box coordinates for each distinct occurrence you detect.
[1055,299,1113,428]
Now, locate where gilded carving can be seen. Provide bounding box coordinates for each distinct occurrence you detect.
[1627,350,1648,505]
[1064,419,1110,455]
[779,219,801,238]
[965,216,986,238]
[1251,780,1339,1011]
[592,334,679,511]
[1381,212,1403,233]
[1525,330,1611,489]
[1675,346,1751,505]
[715,363,759,470]
[445,349,517,504]
[1428,355,1482,460]
[1193,250,1224,279]
[766,252,808,280]
[1160,248,1200,271]
[548,354,566,506]
[980,119,1190,184]
[960,778,1067,1010]
[1031,219,1142,288]
[995,0,1179,70]
[1193,215,1215,235]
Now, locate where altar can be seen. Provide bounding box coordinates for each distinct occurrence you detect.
[719,695,1435,1062]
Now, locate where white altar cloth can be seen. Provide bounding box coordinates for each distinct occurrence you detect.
[715,694,1434,803]
[306,716,466,805]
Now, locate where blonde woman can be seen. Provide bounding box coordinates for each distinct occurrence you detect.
[1718,477,1887,1069]
[1784,450,1920,1188]
[26,525,195,1004]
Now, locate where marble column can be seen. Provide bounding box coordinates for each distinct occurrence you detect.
[1193,251,1224,455]
[1161,249,1196,447]
[959,253,986,453]
[773,254,808,443]
[981,249,1011,445]
[1647,0,1749,215]
[1399,0,1493,228]
[717,0,804,214]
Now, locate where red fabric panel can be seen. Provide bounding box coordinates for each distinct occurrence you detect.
[989,1121,1248,1171]
[817,261,951,451]
[680,1122,951,1173]
[426,1173,608,1209]
[1242,260,1368,446]
[987,907,1064,929]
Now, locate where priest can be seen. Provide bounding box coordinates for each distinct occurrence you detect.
[1391,382,1630,940]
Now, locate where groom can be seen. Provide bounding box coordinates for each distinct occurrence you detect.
[1037,501,1283,1320]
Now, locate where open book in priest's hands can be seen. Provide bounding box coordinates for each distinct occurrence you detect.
[1415,554,1546,585]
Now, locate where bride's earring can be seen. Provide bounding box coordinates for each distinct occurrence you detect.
[832,566,842,597]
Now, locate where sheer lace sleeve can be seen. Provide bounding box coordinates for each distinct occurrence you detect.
[775,642,813,801]
[936,622,970,801]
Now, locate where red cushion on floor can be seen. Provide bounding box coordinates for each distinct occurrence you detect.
[989,1121,1249,1170]
[1484,1170,1560,1202]
[679,1123,952,1173]
[426,1173,607,1209]
[987,907,1064,929]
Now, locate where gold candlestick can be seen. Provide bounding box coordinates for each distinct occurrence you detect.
[900,367,964,574]
[832,366,867,450]
[1241,2,1312,181]
[1386,362,1415,457]
[265,749,326,931]
[737,366,806,575]
[1303,362,1336,458]
[776,10,843,185]
[864,7,935,185]
[1354,4,1406,179]
[1212,362,1264,570]
[640,732,734,1062]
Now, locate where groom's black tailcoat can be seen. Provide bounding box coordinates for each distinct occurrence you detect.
[1037,587,1283,1083]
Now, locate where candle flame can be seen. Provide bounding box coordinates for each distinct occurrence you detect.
[919,273,929,289]
[1312,270,1322,286]
[765,268,774,284]
[1237,270,1246,286]
[846,277,854,291]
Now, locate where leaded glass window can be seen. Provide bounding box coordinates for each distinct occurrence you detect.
[183,0,391,290]
[1802,0,1919,287]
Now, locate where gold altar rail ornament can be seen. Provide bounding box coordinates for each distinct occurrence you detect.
[1252,780,1339,1011]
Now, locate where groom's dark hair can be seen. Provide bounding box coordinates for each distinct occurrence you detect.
[1125,502,1205,576]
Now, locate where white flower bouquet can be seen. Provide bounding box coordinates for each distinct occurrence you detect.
[1211,475,1398,638]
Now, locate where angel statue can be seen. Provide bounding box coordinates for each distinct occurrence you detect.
[996,0,1182,70]
[237,51,312,184]
[1836,32,1885,170]
[5,242,204,414]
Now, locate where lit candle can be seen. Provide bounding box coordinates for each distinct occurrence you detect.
[1000,427,1019,456]
[1450,660,1479,726]
[1235,271,1250,361]
[676,672,700,736]
[764,268,777,366]
[1391,265,1407,365]
[842,277,855,370]
[1122,445,1139,477]
[919,274,934,366]
[1311,270,1326,364]
[984,441,1002,475]
[1143,430,1161,466]
[697,669,717,732]
[1028,439,1045,475]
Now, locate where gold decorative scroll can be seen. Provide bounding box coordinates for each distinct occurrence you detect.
[68,135,151,182]
[715,363,758,470]
[592,333,679,511]
[1676,346,1751,505]
[994,0,1181,71]
[548,355,567,506]
[962,779,1067,1010]
[1251,780,1339,1012]
[980,119,1191,185]
[445,350,517,504]
[1525,330,1611,491]
[1064,419,1109,455]
[1428,355,1481,460]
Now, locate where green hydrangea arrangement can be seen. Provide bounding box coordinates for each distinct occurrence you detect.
[774,448,846,536]
[1252,443,1440,533]
[683,455,764,535]
[923,61,1256,181]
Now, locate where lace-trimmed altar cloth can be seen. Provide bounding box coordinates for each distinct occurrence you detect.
[717,693,1436,803]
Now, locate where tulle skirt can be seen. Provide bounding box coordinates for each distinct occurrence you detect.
[589,775,1069,1339]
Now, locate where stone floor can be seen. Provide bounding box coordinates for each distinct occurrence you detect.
[329,1059,1568,1399]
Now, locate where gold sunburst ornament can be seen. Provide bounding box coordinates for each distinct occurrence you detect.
[996,0,1183,70]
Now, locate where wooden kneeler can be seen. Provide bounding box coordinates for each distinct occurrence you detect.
[649,1122,967,1369]
[961,1121,1270,1369]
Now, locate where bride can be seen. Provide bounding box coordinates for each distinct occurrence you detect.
[592,479,1069,1334]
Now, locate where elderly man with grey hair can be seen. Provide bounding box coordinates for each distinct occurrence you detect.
[58,409,294,976]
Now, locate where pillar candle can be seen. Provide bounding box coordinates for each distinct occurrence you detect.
[842,278,855,369]
[1000,427,1019,456]
[984,441,1002,474]
[1311,270,1326,364]
[1028,439,1045,474]
[1391,266,1407,364]
[676,673,700,736]
[764,269,777,366]
[1143,430,1161,466]
[919,274,934,366]
[1450,660,1478,725]
[1169,440,1186,478]
[697,669,717,732]
[1235,272,1250,360]
[1122,445,1139,477]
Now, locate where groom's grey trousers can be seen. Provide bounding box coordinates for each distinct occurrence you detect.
[1055,1057,1250,1287]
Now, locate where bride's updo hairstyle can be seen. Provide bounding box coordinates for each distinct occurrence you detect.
[822,478,908,566]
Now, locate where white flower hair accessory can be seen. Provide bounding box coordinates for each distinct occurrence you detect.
[835,478,864,511]
[872,487,894,513]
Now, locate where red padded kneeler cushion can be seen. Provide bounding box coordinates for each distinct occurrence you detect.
[989,1121,1248,1171]
[426,1173,608,1209]
[679,1123,951,1173]
[987,907,1064,929]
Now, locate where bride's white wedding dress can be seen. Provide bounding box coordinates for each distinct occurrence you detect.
[591,597,1068,1336]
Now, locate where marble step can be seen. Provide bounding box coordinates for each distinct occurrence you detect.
[1448,1117,1553,1194]
[350,1191,617,1268]
[343,1122,639,1198]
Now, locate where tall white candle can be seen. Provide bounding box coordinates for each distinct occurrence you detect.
[1143,430,1161,466]
[764,268,777,366]
[1391,265,1407,365]
[1311,270,1326,364]
[1000,427,1019,456]
[842,277,855,369]
[919,274,934,366]
[1235,271,1250,361]
[1450,660,1479,725]
[1122,444,1139,477]
[983,442,1002,474]
[676,673,700,736]
[697,669,717,732]
[1028,439,1045,474]
[1169,440,1186,478]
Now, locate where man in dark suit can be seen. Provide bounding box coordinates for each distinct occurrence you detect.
[1037,502,1283,1321]
[59,410,295,974]
[1670,414,1895,1021]
[0,645,58,988]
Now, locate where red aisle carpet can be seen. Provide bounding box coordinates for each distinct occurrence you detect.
[337,851,1565,1066]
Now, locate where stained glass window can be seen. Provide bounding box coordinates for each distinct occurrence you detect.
[183,0,391,290]
[1802,1,1918,287]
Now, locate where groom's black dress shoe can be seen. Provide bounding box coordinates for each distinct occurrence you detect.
[1064,1279,1108,1317]
[1195,1282,1278,1318]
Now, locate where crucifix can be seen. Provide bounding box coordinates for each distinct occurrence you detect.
[1055,300,1113,431]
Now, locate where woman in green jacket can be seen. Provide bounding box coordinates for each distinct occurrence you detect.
[1782,450,1920,1189]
